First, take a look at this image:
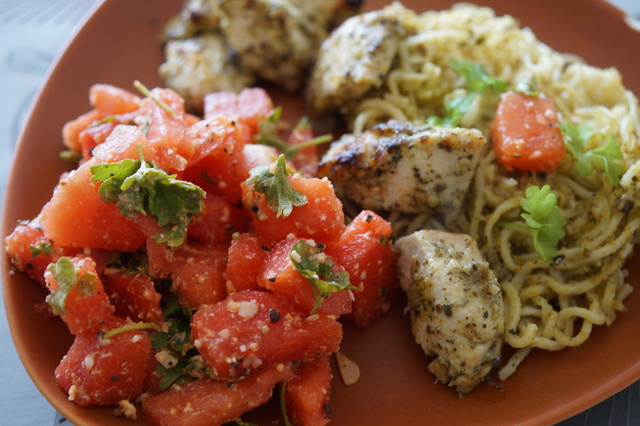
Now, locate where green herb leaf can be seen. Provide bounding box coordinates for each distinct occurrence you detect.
[520,185,566,262]
[102,322,159,339]
[246,154,307,218]
[428,92,476,127]
[429,59,506,127]
[255,109,331,158]
[45,257,97,315]
[90,147,205,247]
[450,59,507,94]
[290,239,355,314]
[30,241,53,257]
[560,122,623,186]
[133,80,176,116]
[155,356,188,390]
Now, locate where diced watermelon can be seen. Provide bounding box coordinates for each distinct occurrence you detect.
[44,255,114,335]
[187,194,250,247]
[258,238,352,316]
[62,109,100,153]
[146,240,228,309]
[242,175,345,247]
[235,143,279,182]
[38,157,146,252]
[137,87,197,173]
[182,116,249,204]
[326,210,399,328]
[141,363,294,426]
[102,272,163,324]
[226,233,269,293]
[4,219,80,287]
[54,316,151,406]
[285,356,332,426]
[89,83,141,116]
[191,290,342,380]
[203,87,274,134]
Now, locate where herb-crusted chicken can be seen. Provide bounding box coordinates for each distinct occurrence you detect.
[160,0,363,108]
[317,120,486,223]
[306,3,407,115]
[395,229,505,396]
[159,32,255,112]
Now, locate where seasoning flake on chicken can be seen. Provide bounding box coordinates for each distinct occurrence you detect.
[306,3,408,115]
[395,229,505,396]
[317,119,486,223]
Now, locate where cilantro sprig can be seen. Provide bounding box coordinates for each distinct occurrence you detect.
[148,296,207,390]
[290,239,355,314]
[255,108,332,158]
[246,154,308,218]
[45,256,98,315]
[560,122,623,186]
[519,185,567,262]
[90,146,205,247]
[30,241,53,257]
[429,59,507,127]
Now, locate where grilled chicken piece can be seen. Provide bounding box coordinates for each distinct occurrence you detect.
[159,33,255,113]
[217,0,360,92]
[317,120,486,223]
[306,3,407,115]
[161,0,222,41]
[395,229,504,396]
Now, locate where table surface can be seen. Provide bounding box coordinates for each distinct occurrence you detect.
[2,1,640,425]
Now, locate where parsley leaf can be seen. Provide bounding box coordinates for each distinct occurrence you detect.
[520,185,566,262]
[246,154,307,218]
[560,122,623,186]
[45,257,98,315]
[290,239,355,314]
[429,59,506,127]
[90,147,205,247]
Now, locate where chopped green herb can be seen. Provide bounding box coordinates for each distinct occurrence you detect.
[105,250,149,276]
[560,122,623,186]
[290,239,355,314]
[45,257,97,315]
[102,322,159,340]
[133,80,176,116]
[246,154,307,218]
[255,108,332,158]
[428,92,476,127]
[279,381,293,426]
[59,149,84,163]
[429,59,506,127]
[519,185,566,262]
[514,77,540,97]
[450,59,507,94]
[90,146,205,247]
[148,295,207,390]
[30,241,53,257]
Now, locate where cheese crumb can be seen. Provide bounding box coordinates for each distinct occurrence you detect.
[336,351,361,386]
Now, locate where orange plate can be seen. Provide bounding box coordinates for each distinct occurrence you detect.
[2,0,640,425]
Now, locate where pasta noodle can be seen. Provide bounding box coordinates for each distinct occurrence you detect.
[349,4,640,379]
